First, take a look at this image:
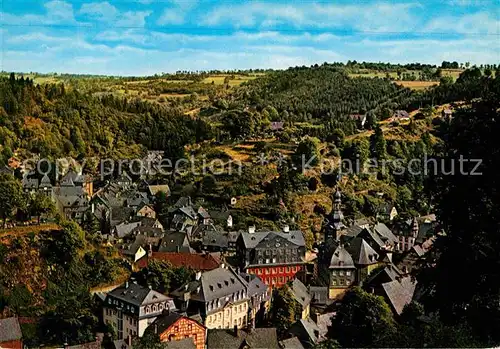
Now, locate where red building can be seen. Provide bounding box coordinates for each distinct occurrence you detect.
[236,226,307,288]
[149,312,206,349]
[0,317,23,349]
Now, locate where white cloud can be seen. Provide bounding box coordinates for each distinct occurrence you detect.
[79,1,151,27]
[157,9,185,25]
[201,2,420,32]
[0,0,77,25]
[79,2,118,21]
[425,12,500,34]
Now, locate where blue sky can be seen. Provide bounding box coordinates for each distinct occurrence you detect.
[0,0,498,75]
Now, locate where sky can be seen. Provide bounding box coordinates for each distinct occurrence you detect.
[0,0,499,75]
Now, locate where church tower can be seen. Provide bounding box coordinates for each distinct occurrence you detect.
[323,187,346,241]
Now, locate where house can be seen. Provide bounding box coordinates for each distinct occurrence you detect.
[308,286,332,310]
[65,335,103,349]
[147,184,171,197]
[103,281,177,339]
[240,272,271,326]
[270,121,284,131]
[290,279,311,320]
[158,232,193,253]
[207,327,280,349]
[328,244,356,300]
[280,336,305,349]
[146,312,206,349]
[137,252,221,272]
[378,277,417,316]
[236,226,307,288]
[0,317,23,349]
[171,265,251,330]
[345,237,380,284]
[441,108,453,120]
[349,114,367,128]
[377,203,398,221]
[392,110,410,121]
[136,203,157,219]
[287,318,321,348]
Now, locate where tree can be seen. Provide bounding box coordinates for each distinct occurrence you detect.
[132,260,193,294]
[293,137,321,169]
[330,287,396,347]
[30,191,55,224]
[201,175,217,194]
[422,95,500,344]
[269,284,302,335]
[0,174,26,228]
[370,124,387,160]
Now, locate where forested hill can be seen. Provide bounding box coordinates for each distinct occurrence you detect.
[0,74,212,161]
[226,66,414,126]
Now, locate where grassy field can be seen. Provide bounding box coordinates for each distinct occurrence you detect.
[202,74,259,86]
[396,80,439,90]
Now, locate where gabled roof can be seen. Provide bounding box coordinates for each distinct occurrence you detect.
[148,184,171,196]
[280,337,305,349]
[329,245,355,269]
[173,266,248,303]
[197,206,211,219]
[207,328,279,349]
[240,230,305,249]
[114,221,141,238]
[308,286,330,306]
[158,232,192,253]
[107,282,171,307]
[290,279,311,308]
[0,317,22,342]
[346,237,379,265]
[373,223,398,245]
[381,277,417,315]
[239,272,268,299]
[163,338,196,349]
[151,312,204,335]
[147,252,221,271]
[359,227,385,248]
[289,318,321,345]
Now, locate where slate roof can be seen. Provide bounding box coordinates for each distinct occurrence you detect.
[412,245,425,257]
[329,245,355,269]
[394,110,410,118]
[114,221,141,238]
[239,272,268,299]
[110,206,135,225]
[315,313,334,342]
[381,277,417,315]
[290,318,321,345]
[240,230,305,249]
[107,282,172,307]
[0,317,22,342]
[373,223,398,245]
[280,337,305,349]
[290,279,311,308]
[173,266,248,303]
[346,237,379,265]
[179,206,198,219]
[158,232,193,253]
[150,312,183,334]
[343,224,364,238]
[202,229,229,249]
[360,227,385,248]
[207,328,280,349]
[308,286,329,306]
[197,206,211,219]
[163,338,196,349]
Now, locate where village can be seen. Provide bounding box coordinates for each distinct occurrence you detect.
[0,158,440,348]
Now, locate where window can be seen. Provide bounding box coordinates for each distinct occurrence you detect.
[332,270,337,275]
[339,271,344,276]
[265,269,269,274]
[346,270,352,276]
[265,258,270,264]
[286,267,290,273]
[279,267,284,273]
[339,279,344,285]
[332,280,337,286]
[272,258,276,263]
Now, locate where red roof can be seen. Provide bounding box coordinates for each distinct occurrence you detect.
[136,252,221,271]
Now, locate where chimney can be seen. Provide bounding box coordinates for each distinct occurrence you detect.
[248,226,256,234]
[233,325,238,337]
[154,323,158,334]
[176,245,180,253]
[125,281,129,289]
[221,263,226,269]
[148,284,152,290]
[283,225,290,233]
[127,335,132,348]
[148,244,153,257]
[195,271,202,280]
